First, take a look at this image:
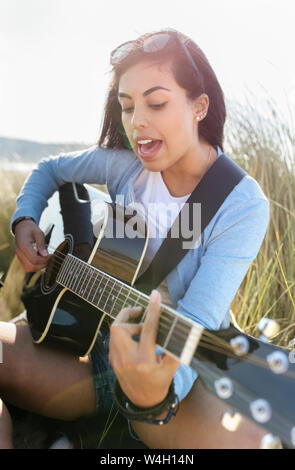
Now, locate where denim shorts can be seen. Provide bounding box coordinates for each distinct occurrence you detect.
[88,329,145,447]
[89,330,117,415]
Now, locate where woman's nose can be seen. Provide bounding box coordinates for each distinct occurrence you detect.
[131,106,148,128]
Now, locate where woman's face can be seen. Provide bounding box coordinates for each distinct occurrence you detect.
[118,59,202,173]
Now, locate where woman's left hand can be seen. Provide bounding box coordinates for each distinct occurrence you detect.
[109,290,180,408]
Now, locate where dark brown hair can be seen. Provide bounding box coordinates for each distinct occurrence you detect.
[98,28,226,151]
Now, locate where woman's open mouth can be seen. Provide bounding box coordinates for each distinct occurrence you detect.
[137,139,162,158]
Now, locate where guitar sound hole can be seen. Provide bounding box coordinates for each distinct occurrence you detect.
[42,238,72,292]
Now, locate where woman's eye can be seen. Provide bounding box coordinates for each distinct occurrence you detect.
[150,103,167,110]
[122,102,167,113]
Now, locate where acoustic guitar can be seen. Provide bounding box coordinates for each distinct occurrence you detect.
[21,183,295,448]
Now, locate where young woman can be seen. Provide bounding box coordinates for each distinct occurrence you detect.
[1,28,270,449]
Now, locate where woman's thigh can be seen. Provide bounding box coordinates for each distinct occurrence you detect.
[132,379,267,449]
[0,321,96,420]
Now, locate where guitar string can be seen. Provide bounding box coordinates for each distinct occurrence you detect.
[42,248,287,360]
[40,246,295,378]
[44,270,201,348]
[45,248,285,348]
[44,252,251,348]
[42,251,287,365]
[43,247,200,337]
[44,248,235,349]
[43,251,241,358]
[42,244,282,353]
[44,245,295,376]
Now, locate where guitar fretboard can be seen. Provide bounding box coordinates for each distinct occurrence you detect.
[56,253,203,364]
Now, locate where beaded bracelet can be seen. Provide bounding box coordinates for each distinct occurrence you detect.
[113,379,179,425]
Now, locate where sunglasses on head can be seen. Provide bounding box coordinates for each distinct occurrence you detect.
[110,31,204,92]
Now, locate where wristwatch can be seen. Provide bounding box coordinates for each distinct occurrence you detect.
[11,216,36,235]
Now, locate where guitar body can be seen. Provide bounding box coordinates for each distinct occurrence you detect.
[22,184,148,356]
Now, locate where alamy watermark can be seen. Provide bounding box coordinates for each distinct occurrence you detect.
[91,195,202,250]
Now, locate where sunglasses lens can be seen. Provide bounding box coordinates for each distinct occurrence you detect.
[111,42,135,64]
[142,33,170,53]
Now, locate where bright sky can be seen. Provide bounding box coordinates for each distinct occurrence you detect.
[0,0,294,144]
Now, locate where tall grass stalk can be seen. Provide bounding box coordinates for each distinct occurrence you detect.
[0,169,28,318]
[226,89,295,347]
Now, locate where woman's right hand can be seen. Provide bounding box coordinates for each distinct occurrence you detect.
[14,219,50,272]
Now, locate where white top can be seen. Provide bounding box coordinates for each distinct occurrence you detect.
[133,169,190,288]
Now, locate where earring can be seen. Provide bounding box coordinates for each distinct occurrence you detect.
[196,113,207,121]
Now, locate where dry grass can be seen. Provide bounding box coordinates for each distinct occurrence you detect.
[0,169,28,319]
[224,90,295,347]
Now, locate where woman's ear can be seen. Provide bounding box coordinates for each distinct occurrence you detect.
[194,93,209,121]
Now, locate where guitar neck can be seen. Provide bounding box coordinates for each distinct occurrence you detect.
[56,253,203,364]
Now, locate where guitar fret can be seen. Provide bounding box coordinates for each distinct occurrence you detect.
[71,258,83,292]
[86,271,100,302]
[93,279,105,306]
[102,280,116,314]
[76,263,88,295]
[110,292,129,319]
[55,253,203,364]
[120,288,132,310]
[78,260,89,293]
[79,265,93,297]
[85,272,97,301]
[95,278,105,307]
[90,272,103,303]
[108,283,120,312]
[56,255,67,285]
[168,318,192,358]
[109,284,123,318]
[128,292,141,307]
[76,262,85,293]
[59,255,74,287]
[67,256,77,288]
[155,309,175,349]
[162,315,178,350]
[125,288,138,310]
[97,277,109,308]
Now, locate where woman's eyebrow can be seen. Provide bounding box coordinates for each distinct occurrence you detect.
[118,86,171,100]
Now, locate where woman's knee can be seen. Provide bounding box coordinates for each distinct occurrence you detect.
[0,399,13,449]
[0,321,96,420]
[0,322,26,389]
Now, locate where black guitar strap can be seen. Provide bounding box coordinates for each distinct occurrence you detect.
[134,153,247,295]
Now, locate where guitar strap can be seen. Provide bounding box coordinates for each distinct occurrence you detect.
[134,153,247,295]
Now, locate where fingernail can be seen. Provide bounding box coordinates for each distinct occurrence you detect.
[41,249,48,256]
[150,289,160,303]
